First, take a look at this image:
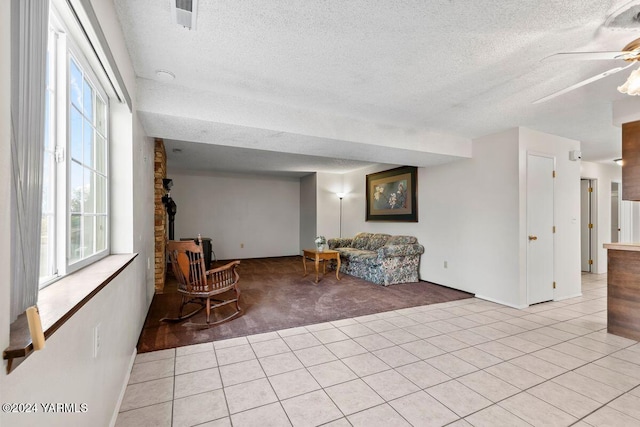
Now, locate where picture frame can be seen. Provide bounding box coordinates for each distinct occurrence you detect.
[366,166,418,222]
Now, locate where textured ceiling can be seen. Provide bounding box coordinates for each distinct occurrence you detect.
[115,0,640,174]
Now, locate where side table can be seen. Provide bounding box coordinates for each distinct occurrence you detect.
[302,249,341,283]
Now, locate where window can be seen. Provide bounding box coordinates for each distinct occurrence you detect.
[39,8,109,288]
[68,55,108,264]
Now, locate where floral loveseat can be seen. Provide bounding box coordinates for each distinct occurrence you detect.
[327,232,424,286]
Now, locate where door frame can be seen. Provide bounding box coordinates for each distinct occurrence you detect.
[611,181,620,244]
[526,151,556,305]
[580,177,598,273]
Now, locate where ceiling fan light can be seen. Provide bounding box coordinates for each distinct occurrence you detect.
[618,65,640,95]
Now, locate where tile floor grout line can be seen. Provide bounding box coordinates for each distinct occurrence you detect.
[117,274,640,426]
[458,334,635,425]
[171,351,176,427]
[568,382,640,426]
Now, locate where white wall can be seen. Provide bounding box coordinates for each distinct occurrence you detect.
[170,169,301,260]
[1,2,154,426]
[2,263,145,426]
[423,129,522,304]
[339,128,581,308]
[300,174,317,251]
[341,130,521,304]
[316,172,345,240]
[132,114,156,303]
[581,161,623,274]
[341,163,425,238]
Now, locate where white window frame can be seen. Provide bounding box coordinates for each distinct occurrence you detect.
[40,5,110,288]
[39,23,60,285]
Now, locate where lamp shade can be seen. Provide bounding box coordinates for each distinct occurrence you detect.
[618,66,640,96]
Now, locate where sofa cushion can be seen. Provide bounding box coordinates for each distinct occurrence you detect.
[365,233,391,251]
[378,243,424,258]
[352,232,373,250]
[337,248,374,261]
[386,235,417,245]
[328,237,353,249]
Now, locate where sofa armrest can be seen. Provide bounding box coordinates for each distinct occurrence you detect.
[377,243,425,259]
[328,238,353,250]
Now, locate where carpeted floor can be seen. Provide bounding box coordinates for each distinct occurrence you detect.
[136,256,473,353]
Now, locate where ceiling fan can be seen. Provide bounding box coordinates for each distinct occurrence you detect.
[534,37,640,104]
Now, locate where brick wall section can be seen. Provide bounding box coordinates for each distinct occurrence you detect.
[154,138,167,292]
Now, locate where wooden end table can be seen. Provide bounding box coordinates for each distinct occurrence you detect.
[302,249,341,283]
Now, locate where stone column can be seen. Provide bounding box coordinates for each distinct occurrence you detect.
[154,138,167,292]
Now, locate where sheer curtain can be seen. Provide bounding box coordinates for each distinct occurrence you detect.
[10,0,49,322]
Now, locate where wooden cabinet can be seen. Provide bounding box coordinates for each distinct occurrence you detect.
[605,244,640,341]
[622,120,640,201]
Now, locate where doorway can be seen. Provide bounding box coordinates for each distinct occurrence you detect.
[580,178,597,273]
[527,153,555,305]
[580,179,596,272]
[611,182,620,243]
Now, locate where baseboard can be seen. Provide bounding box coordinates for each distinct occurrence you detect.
[417,280,475,297]
[555,292,583,301]
[474,294,528,309]
[109,347,137,427]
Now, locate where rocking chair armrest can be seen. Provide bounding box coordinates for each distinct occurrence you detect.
[205,260,241,275]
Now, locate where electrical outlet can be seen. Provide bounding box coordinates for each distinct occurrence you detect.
[444,261,448,268]
[93,324,101,358]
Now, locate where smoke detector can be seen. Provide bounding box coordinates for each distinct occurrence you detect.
[155,70,175,81]
[171,0,198,30]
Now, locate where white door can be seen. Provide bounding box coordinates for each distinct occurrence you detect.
[527,154,555,305]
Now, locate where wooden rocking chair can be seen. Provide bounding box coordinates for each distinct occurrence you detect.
[162,238,241,326]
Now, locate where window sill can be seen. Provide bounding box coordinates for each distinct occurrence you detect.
[3,253,137,373]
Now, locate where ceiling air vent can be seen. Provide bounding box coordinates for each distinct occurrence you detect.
[171,0,198,30]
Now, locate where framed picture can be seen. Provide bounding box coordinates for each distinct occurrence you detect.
[366,166,418,222]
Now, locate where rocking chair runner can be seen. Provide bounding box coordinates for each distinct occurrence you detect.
[163,239,241,326]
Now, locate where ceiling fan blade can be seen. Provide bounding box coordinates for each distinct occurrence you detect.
[533,63,635,104]
[542,51,639,61]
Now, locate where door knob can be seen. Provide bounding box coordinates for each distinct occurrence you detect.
[528,235,538,241]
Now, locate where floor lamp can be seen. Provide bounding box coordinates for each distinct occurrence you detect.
[337,193,345,238]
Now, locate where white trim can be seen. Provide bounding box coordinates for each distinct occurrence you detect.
[109,346,137,427]
[67,0,131,108]
[474,294,528,309]
[40,4,111,285]
[554,292,583,301]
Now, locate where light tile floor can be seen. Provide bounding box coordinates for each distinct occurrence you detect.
[116,274,640,426]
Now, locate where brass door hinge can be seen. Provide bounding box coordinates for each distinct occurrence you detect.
[552,226,556,233]
[588,187,593,193]
[589,259,593,265]
[552,170,556,178]
[588,223,593,229]
[553,281,556,289]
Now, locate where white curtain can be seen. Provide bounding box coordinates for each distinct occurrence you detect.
[10,0,49,322]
